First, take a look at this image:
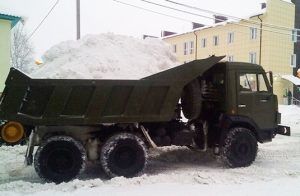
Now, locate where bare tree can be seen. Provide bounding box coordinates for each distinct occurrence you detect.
[11,24,34,73]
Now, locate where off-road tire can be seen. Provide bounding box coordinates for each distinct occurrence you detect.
[34,136,86,183]
[221,127,258,168]
[181,79,202,120]
[100,133,147,178]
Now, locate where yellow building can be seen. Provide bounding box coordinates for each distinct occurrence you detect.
[0,13,21,93]
[163,0,295,103]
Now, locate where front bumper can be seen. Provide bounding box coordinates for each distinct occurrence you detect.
[276,125,291,136]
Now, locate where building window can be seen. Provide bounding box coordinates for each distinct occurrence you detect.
[250,27,257,40]
[228,32,234,44]
[249,52,257,64]
[189,41,194,54]
[213,36,219,46]
[183,42,188,55]
[228,55,234,62]
[292,29,298,43]
[172,44,177,53]
[201,38,206,48]
[291,54,296,67]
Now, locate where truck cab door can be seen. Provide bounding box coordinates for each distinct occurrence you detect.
[254,73,276,129]
[237,72,276,130]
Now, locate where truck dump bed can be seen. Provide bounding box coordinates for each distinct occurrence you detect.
[0,56,223,126]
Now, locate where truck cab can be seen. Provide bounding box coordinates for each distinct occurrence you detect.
[214,62,279,143]
[183,61,288,168]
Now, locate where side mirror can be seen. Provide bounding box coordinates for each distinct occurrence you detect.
[269,71,273,92]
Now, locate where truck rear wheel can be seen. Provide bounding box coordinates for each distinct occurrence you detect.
[181,79,202,120]
[100,133,147,178]
[34,136,86,183]
[221,127,257,168]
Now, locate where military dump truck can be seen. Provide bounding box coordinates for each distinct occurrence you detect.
[0,56,290,183]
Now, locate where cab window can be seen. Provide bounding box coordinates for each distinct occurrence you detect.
[239,74,257,92]
[258,74,268,92]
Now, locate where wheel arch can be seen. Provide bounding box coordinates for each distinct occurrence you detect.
[219,115,263,144]
[228,122,258,141]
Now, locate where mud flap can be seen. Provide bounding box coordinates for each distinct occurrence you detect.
[24,129,36,165]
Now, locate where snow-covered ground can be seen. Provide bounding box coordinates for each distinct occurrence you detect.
[0,105,300,196]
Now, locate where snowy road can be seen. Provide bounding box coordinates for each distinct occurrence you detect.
[0,105,300,196]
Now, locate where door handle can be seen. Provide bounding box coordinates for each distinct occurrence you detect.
[260,99,268,102]
[238,104,246,108]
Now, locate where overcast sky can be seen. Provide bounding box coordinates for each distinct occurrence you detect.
[0,0,264,58]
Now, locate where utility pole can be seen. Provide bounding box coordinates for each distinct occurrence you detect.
[76,0,80,40]
[258,15,262,65]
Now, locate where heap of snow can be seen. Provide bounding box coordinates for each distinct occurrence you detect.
[30,33,179,79]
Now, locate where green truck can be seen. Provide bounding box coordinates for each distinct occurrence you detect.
[0,56,290,183]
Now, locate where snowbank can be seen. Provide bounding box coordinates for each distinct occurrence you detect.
[30,33,179,79]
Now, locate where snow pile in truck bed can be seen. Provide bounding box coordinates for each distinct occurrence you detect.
[30,33,178,79]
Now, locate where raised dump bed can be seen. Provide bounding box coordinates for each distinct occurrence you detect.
[0,56,223,126]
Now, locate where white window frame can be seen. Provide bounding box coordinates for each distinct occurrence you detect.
[249,52,257,64]
[228,55,234,62]
[189,41,194,54]
[250,27,257,40]
[201,38,206,48]
[291,54,297,68]
[213,35,219,46]
[292,29,298,43]
[183,42,188,55]
[228,32,234,44]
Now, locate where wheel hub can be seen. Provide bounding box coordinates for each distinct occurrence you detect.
[114,147,136,169]
[48,149,74,173]
[238,144,249,154]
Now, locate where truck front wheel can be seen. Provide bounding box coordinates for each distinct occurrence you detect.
[221,127,257,168]
[34,136,86,183]
[100,133,147,178]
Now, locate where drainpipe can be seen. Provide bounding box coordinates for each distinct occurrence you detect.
[193,31,198,60]
[258,15,263,65]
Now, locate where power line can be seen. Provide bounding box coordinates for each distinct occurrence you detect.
[139,0,300,38]
[112,0,193,23]
[28,0,60,40]
[114,0,298,40]
[165,0,298,32]
[112,0,265,40]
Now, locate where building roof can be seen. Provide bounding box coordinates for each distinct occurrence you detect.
[162,8,266,39]
[0,13,21,28]
[282,75,300,85]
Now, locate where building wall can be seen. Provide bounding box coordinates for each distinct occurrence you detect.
[262,0,295,100]
[291,0,300,100]
[163,0,295,103]
[0,19,11,92]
